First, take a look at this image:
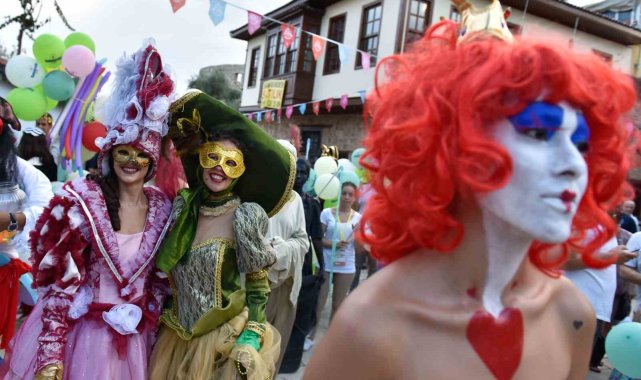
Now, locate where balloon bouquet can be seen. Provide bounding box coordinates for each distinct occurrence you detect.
[5,32,108,176]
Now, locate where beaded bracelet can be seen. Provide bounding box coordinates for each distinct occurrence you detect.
[246,269,268,281]
[245,321,267,337]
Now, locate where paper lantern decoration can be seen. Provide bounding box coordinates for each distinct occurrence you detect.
[5,55,45,88]
[64,32,96,53]
[314,173,340,200]
[82,121,107,152]
[43,70,75,101]
[62,45,95,78]
[606,322,641,378]
[33,34,66,69]
[314,156,337,176]
[6,88,47,121]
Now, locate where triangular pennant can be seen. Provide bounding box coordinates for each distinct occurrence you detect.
[340,94,349,110]
[277,108,283,119]
[312,101,320,115]
[208,0,226,25]
[256,111,262,122]
[281,24,296,49]
[247,113,254,121]
[358,90,367,104]
[361,52,371,73]
[312,35,325,61]
[248,11,262,35]
[286,106,294,119]
[338,44,349,64]
[325,98,334,113]
[170,0,186,13]
[299,104,307,115]
[266,111,273,123]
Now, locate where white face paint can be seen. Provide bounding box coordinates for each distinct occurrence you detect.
[477,101,589,244]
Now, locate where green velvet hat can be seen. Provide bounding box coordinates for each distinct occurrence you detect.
[168,90,295,217]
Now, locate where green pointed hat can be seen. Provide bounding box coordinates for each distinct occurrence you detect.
[168,90,295,216]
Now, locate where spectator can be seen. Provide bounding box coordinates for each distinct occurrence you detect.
[18,125,57,182]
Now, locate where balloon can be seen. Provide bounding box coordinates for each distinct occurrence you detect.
[314,156,337,176]
[34,86,59,111]
[5,55,45,88]
[314,173,340,200]
[324,197,338,209]
[6,88,47,121]
[82,121,107,152]
[338,158,356,173]
[33,34,66,69]
[43,70,75,101]
[351,148,366,168]
[303,169,317,196]
[62,45,95,78]
[64,32,96,53]
[340,170,361,187]
[606,322,641,378]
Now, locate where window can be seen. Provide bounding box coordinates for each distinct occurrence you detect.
[450,6,461,23]
[602,9,633,24]
[263,35,277,78]
[405,0,432,45]
[248,47,260,87]
[356,3,382,69]
[263,23,301,78]
[324,14,347,75]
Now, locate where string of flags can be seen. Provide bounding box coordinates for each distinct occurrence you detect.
[244,90,368,124]
[170,0,377,71]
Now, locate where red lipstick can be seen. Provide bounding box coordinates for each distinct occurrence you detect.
[560,190,576,212]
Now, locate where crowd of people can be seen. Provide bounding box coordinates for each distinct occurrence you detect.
[1,0,641,378]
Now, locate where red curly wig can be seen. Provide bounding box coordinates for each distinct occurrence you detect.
[359,20,637,276]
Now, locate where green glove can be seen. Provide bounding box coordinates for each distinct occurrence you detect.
[236,330,261,351]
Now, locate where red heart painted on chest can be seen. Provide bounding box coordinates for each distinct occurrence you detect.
[466,307,524,380]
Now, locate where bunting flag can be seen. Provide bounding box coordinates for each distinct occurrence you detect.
[312,101,320,115]
[209,0,226,25]
[247,113,254,121]
[266,111,273,122]
[338,44,349,64]
[286,105,294,119]
[325,98,334,113]
[281,24,296,49]
[256,111,262,122]
[358,90,367,104]
[248,11,262,35]
[277,108,283,123]
[361,52,371,73]
[170,0,186,13]
[312,35,325,61]
[340,94,349,110]
[299,103,307,115]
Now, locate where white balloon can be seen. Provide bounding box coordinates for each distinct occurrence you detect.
[314,173,340,200]
[6,55,45,88]
[314,156,338,176]
[337,158,356,173]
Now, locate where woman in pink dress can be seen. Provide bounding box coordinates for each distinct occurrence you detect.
[0,41,175,380]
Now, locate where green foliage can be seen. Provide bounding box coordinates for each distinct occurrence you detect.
[188,70,241,110]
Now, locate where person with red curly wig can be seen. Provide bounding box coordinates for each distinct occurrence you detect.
[304,2,637,379]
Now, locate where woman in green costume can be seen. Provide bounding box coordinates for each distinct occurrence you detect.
[149,90,296,380]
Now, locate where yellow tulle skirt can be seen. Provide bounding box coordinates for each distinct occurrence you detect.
[148,309,280,380]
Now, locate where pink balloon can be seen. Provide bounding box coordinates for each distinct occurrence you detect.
[62,45,95,78]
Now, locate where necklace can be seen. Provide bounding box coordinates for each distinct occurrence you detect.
[200,196,240,217]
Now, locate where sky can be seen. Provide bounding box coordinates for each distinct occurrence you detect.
[0,0,290,92]
[0,0,605,92]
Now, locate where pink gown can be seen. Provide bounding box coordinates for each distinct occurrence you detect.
[0,179,172,380]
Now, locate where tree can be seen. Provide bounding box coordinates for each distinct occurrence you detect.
[188,70,241,110]
[0,0,74,56]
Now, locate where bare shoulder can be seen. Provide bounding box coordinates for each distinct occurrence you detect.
[304,268,405,380]
[553,275,595,327]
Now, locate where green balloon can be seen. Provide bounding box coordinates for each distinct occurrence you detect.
[35,86,59,111]
[606,322,641,378]
[6,88,47,121]
[64,32,96,53]
[43,70,75,101]
[33,34,66,69]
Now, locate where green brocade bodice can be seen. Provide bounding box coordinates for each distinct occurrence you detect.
[161,238,246,340]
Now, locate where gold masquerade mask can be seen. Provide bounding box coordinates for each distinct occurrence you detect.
[199,141,246,179]
[113,145,151,168]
